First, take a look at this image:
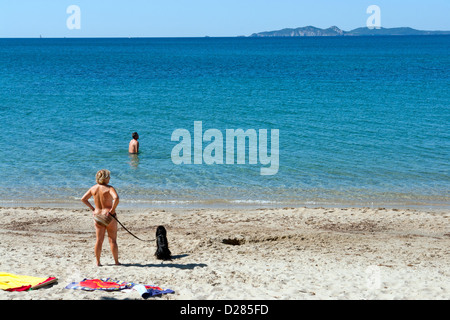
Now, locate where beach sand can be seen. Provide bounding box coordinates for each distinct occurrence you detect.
[0,206,449,300]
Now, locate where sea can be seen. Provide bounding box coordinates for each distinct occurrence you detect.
[0,36,448,209]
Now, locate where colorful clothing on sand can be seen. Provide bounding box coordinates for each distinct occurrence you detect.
[65,278,174,297]
[0,272,57,292]
[65,278,132,291]
[134,284,175,297]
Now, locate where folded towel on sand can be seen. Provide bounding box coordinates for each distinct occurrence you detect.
[0,272,57,292]
[65,278,174,297]
[65,278,132,291]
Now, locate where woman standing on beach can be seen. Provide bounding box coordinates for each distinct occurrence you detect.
[81,169,120,266]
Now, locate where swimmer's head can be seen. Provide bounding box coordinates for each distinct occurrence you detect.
[96,169,110,185]
[132,132,139,140]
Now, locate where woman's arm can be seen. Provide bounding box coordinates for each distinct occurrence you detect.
[81,188,95,212]
[108,187,120,215]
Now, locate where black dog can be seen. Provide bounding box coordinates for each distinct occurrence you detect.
[155,225,171,260]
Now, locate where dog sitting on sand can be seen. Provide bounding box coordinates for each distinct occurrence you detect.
[155,225,171,260]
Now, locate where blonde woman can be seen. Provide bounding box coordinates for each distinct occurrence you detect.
[81,169,120,266]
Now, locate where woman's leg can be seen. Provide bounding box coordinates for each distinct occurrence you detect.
[94,222,106,266]
[106,219,120,265]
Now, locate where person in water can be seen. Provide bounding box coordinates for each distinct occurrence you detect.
[81,169,120,266]
[129,132,139,154]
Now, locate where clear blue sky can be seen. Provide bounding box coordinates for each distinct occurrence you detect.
[1,0,449,37]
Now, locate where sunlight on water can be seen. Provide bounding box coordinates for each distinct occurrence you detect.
[0,37,448,208]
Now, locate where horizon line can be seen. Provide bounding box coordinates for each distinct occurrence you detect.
[2,35,450,39]
[2,25,450,39]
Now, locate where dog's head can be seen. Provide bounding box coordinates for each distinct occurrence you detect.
[156,225,167,237]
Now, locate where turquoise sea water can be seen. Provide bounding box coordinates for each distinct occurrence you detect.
[0,36,449,208]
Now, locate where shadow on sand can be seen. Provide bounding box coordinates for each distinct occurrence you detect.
[118,254,207,270]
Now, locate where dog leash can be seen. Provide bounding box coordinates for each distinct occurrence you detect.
[110,213,155,242]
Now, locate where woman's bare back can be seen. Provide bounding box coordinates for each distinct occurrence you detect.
[89,184,119,215]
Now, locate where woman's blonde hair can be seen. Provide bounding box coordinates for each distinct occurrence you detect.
[96,169,111,185]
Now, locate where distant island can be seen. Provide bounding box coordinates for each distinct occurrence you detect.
[249,26,450,37]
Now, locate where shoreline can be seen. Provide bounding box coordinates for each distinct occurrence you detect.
[0,205,449,300]
[0,199,448,213]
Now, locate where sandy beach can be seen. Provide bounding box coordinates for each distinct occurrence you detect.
[0,205,449,300]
